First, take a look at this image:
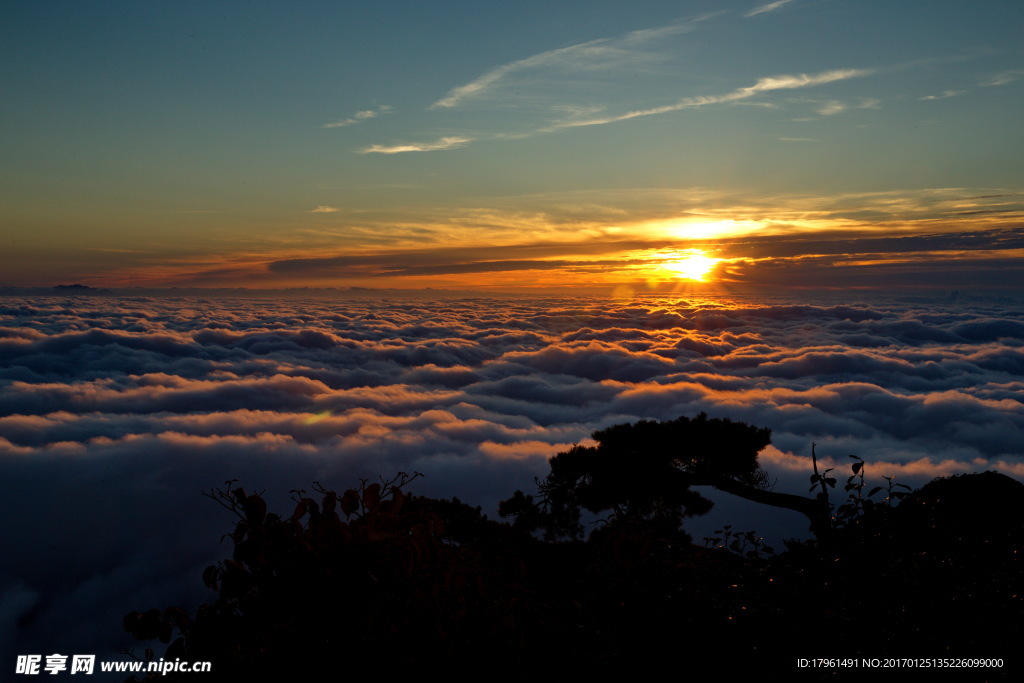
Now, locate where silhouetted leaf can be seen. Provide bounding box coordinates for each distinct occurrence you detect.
[202,565,219,590]
[364,483,381,510]
[340,489,360,516]
[243,495,266,524]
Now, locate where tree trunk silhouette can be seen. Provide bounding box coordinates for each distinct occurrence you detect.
[694,472,832,539]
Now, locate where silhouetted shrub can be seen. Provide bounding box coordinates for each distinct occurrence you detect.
[123,419,1024,680]
[124,475,566,679]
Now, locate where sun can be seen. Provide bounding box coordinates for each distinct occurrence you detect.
[663,250,719,281]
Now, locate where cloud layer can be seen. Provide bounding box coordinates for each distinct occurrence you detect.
[2,290,1022,661]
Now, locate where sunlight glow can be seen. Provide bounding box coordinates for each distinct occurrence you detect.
[661,219,766,240]
[662,250,720,281]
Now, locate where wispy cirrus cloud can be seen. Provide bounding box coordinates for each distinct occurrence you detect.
[430,16,715,109]
[323,105,392,128]
[981,70,1024,87]
[308,206,340,213]
[816,100,848,116]
[920,90,965,101]
[357,136,472,155]
[745,1,796,18]
[377,67,872,152]
[364,15,877,153]
[552,68,873,129]
[813,97,880,116]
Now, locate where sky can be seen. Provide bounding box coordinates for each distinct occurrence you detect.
[2,0,1023,290]
[3,2,1023,667]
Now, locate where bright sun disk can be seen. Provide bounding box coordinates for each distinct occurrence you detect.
[665,251,718,281]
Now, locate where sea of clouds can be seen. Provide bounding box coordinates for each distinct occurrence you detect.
[2,290,1022,664]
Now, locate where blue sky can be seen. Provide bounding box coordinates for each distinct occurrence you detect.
[2,1,1023,289]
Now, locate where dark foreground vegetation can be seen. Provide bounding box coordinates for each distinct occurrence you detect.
[123,415,1024,680]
